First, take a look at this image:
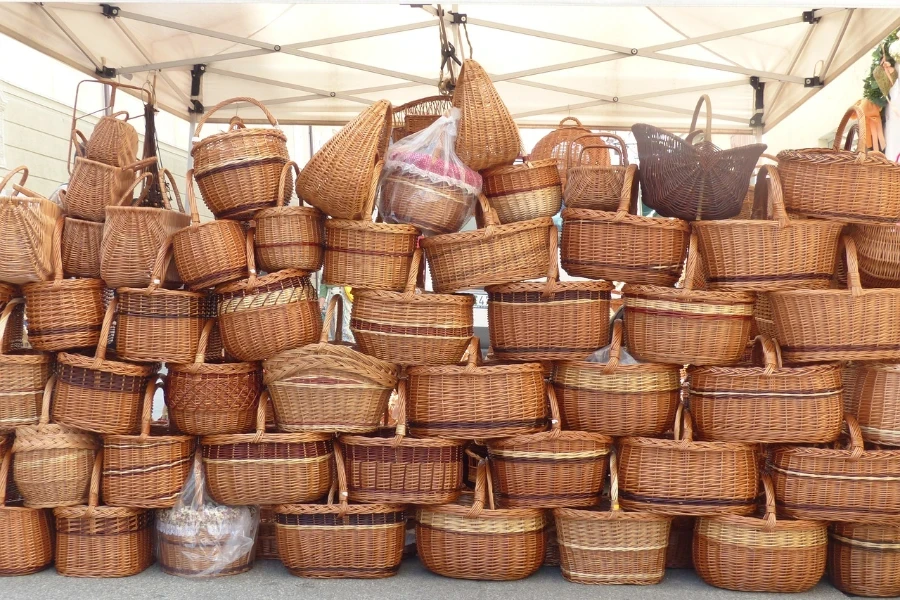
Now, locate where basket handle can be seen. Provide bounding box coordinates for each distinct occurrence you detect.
[107,110,130,122]
[116,171,154,207]
[138,379,157,439]
[362,161,385,220]
[578,143,623,167]
[546,382,562,438]
[48,217,66,282]
[462,337,482,371]
[476,194,501,228]
[751,335,782,375]
[602,320,624,374]
[401,249,423,299]
[193,97,280,138]
[689,95,713,141]
[844,414,865,459]
[832,104,867,156]
[566,134,607,170]
[559,116,582,127]
[0,165,28,193]
[608,448,621,512]
[596,132,629,164]
[330,444,351,516]
[186,169,202,226]
[161,168,185,214]
[145,234,177,293]
[673,403,694,444]
[36,375,56,428]
[320,295,345,345]
[276,161,302,208]
[751,165,790,227]
[465,448,496,517]
[390,380,409,444]
[541,226,560,297]
[761,472,777,531]
[93,296,118,364]
[253,390,269,442]
[0,450,11,508]
[243,227,259,287]
[611,164,639,222]
[193,319,215,365]
[679,233,701,293]
[0,298,24,358]
[86,448,103,512]
[68,130,88,173]
[840,235,864,297]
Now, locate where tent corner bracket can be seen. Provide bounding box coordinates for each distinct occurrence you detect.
[802,10,821,25]
[96,66,116,78]
[101,4,120,19]
[804,76,824,87]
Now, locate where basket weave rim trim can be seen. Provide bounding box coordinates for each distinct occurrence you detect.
[191,127,288,156]
[777,147,900,167]
[624,284,755,304]
[200,431,333,446]
[552,360,680,375]
[325,219,420,234]
[482,159,559,177]
[829,532,900,549]
[117,287,206,299]
[53,505,148,518]
[561,207,690,231]
[57,351,157,376]
[353,290,475,305]
[771,287,900,298]
[420,217,553,248]
[553,507,672,523]
[102,433,194,444]
[619,435,756,452]
[488,430,613,449]
[23,278,106,293]
[699,514,828,532]
[254,205,323,219]
[215,268,312,294]
[0,352,52,365]
[773,446,900,460]
[856,362,900,373]
[687,362,842,378]
[263,343,399,385]
[167,361,259,374]
[275,503,405,515]
[485,281,613,293]
[417,503,545,520]
[339,432,466,449]
[692,219,844,232]
[407,361,545,376]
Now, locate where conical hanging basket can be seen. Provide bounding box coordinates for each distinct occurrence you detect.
[296,100,392,220]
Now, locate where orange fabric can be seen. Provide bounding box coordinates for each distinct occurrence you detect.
[858,99,886,152]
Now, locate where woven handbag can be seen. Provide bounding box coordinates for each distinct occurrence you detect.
[60,212,103,279]
[85,111,138,167]
[391,95,453,142]
[0,298,52,432]
[297,100,392,220]
[264,295,400,434]
[351,249,474,366]
[844,362,900,446]
[554,450,672,585]
[53,451,153,578]
[323,218,419,291]
[632,95,766,220]
[487,226,612,362]
[339,380,466,504]
[275,445,406,579]
[191,97,290,220]
[618,405,759,516]
[561,165,690,286]
[529,117,599,187]
[694,473,828,593]
[172,169,249,290]
[829,522,900,597]
[563,134,629,210]
[481,159,562,224]
[253,161,324,274]
[0,166,64,284]
[0,451,53,575]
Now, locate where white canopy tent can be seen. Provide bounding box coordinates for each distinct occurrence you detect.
[0,2,898,135]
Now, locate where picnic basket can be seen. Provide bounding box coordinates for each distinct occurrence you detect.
[323,218,419,291]
[60,213,103,278]
[0,298,52,432]
[829,522,900,597]
[529,117,599,186]
[0,451,53,575]
[481,159,562,224]
[563,133,629,210]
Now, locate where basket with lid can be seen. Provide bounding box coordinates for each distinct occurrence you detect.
[528,117,599,186]
[563,133,630,210]
[481,159,561,224]
[829,522,900,597]
[0,451,53,575]
[323,218,419,291]
[0,298,52,432]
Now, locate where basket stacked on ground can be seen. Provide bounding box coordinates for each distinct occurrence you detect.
[829,522,900,597]
[563,133,630,210]
[0,451,53,575]
[0,298,52,431]
[481,159,561,224]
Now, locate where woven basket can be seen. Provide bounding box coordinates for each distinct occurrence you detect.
[688,335,843,444]
[165,319,261,436]
[729,153,778,221]
[487,384,612,508]
[632,95,766,220]
[102,381,195,508]
[0,298,51,432]
[201,394,333,505]
[217,228,321,361]
[297,100,391,220]
[481,159,562,224]
[53,297,158,435]
[844,362,900,446]
[666,517,695,569]
[323,218,419,291]
[275,445,406,579]
[452,59,522,171]
[191,97,290,220]
[770,235,900,363]
[0,166,64,284]
[391,95,453,142]
[407,338,548,439]
[378,169,477,237]
[770,414,900,523]
[829,522,900,597]
[23,218,106,352]
[618,405,759,516]
[777,105,900,223]
[351,249,474,366]
[554,450,672,585]
[256,507,279,560]
[0,451,53,575]
[421,195,553,292]
[60,212,103,279]
[416,452,546,581]
[172,169,248,290]
[264,295,399,434]
[12,375,99,508]
[487,226,612,362]
[623,234,754,365]
[551,320,680,437]
[563,134,629,210]
[85,110,138,167]
[530,118,606,187]
[253,161,324,274]
[560,165,690,285]
[693,473,828,593]
[849,222,900,288]
[340,380,465,504]
[53,451,153,578]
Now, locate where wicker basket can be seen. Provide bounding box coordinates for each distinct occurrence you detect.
[844,362,900,446]
[297,100,391,220]
[421,195,553,292]
[729,153,778,220]
[340,380,466,504]
[53,451,153,578]
[481,159,562,224]
[666,517,695,569]
[216,228,321,361]
[61,213,103,279]
[777,105,900,224]
[264,295,399,434]
[416,451,547,581]
[172,169,249,290]
[0,298,52,432]
[623,234,755,365]
[849,222,900,288]
[770,235,900,363]
[529,117,604,187]
[487,226,612,362]
[275,445,406,579]
[452,59,522,171]
[0,451,53,575]
[554,450,672,585]
[391,95,453,142]
[0,166,64,284]
[201,394,333,505]
[85,110,138,167]
[563,134,629,210]
[165,319,261,436]
[53,297,159,435]
[551,320,680,437]
[378,168,478,237]
[323,218,419,291]
[351,249,474,366]
[487,384,612,508]
[693,473,828,593]
[253,161,324,274]
[560,165,690,286]
[632,95,766,220]
[829,522,900,597]
[191,97,290,220]
[770,414,900,523]
[618,405,759,516]
[407,338,548,439]
[688,335,843,444]
[12,375,99,508]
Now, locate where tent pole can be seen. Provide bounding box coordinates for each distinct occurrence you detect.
[187,111,196,171]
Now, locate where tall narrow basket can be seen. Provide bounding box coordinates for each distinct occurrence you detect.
[0,299,52,432]
[323,219,419,291]
[0,166,63,284]
[0,452,53,575]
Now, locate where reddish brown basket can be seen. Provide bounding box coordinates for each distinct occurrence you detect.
[323,218,419,291]
[666,517,695,569]
[618,405,759,516]
[0,451,53,575]
[487,226,612,362]
[693,473,828,593]
[481,159,562,224]
[551,321,680,437]
[845,362,900,446]
[563,134,629,211]
[529,117,600,187]
[0,298,51,432]
[407,338,548,439]
[60,214,102,278]
[829,522,900,597]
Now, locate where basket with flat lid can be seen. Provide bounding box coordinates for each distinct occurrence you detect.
[0,298,52,432]
[191,97,290,220]
[829,522,900,597]
[563,133,629,211]
[323,218,419,291]
[0,451,53,575]
[530,117,604,187]
[481,159,561,224]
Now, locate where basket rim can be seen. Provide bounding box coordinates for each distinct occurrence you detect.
[488,429,613,450]
[777,147,900,168]
[561,207,690,232]
[215,268,311,294]
[57,350,157,377]
[619,435,756,453]
[624,284,755,304]
[191,126,288,157]
[339,430,467,449]
[773,445,900,460]
[275,502,406,515]
[407,361,544,377]
[420,216,553,248]
[691,218,845,232]
[103,432,194,445]
[53,505,149,518]
[416,503,545,521]
[167,360,260,375]
[200,430,333,446]
[687,361,842,379]
[854,362,900,374]
[23,277,106,293]
[325,219,419,235]
[172,218,243,239]
[698,513,828,533]
[553,506,672,523]
[552,359,680,376]
[254,205,323,220]
[482,159,559,177]
[353,289,475,306]
[0,350,52,366]
[117,286,207,300]
[770,287,900,299]
[485,280,613,294]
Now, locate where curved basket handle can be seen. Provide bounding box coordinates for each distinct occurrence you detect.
[193,319,216,365]
[243,227,259,287]
[840,235,864,297]
[542,226,560,297]
[49,217,65,282]
[68,130,87,173]
[320,295,345,344]
[362,161,384,220]
[93,296,118,365]
[332,443,350,516]
[116,171,153,207]
[751,335,782,375]
[161,168,185,214]
[36,375,56,429]
[0,298,24,358]
[844,414,865,459]
[596,132,629,164]
[146,234,176,293]
[276,161,301,208]
[751,165,790,227]
[761,472,777,531]
[608,448,621,512]
[391,380,409,443]
[577,143,621,168]
[462,337,482,371]
[465,448,496,517]
[832,104,867,156]
[679,233,701,293]
[138,380,157,438]
[603,319,624,374]
[86,448,103,511]
[559,116,583,127]
[0,165,28,193]
[194,97,280,138]
[107,110,130,122]
[565,134,608,171]
[689,95,713,141]
[476,194,501,228]
[186,169,202,226]
[611,164,639,222]
[402,249,423,299]
[0,450,11,508]
[253,390,269,442]
[546,382,562,438]
[673,403,694,444]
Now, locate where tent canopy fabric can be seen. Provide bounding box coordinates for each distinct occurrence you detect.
[2,3,898,133]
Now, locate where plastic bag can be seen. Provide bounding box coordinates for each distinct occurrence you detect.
[378,107,482,236]
[156,453,259,578]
